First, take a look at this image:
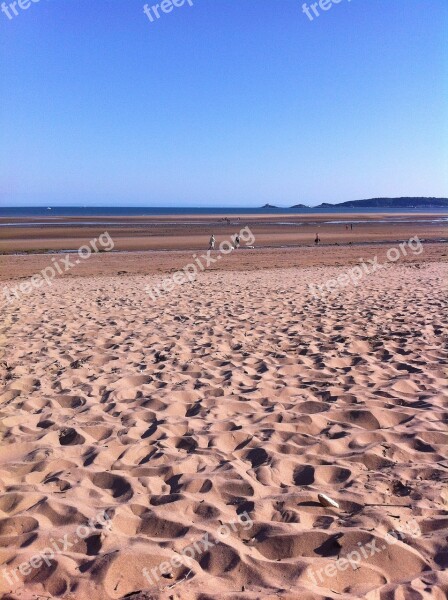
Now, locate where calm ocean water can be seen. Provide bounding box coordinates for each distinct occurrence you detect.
[1,206,447,219]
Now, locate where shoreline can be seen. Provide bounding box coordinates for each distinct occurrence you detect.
[2,210,448,223]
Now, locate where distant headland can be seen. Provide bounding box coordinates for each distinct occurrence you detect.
[278,197,448,209]
[312,197,448,208]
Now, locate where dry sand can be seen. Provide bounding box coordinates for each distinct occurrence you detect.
[0,241,447,599]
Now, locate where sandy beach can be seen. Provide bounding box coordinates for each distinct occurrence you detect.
[0,222,447,600]
[2,0,447,596]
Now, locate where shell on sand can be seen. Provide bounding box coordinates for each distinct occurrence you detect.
[442,488,448,506]
[318,493,340,509]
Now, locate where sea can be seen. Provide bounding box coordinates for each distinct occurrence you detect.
[1,206,447,220]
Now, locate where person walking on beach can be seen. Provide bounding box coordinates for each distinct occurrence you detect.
[314,233,320,245]
[234,234,240,249]
[209,234,216,250]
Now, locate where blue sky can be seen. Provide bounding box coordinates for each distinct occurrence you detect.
[0,0,447,207]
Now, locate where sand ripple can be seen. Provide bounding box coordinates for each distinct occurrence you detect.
[0,263,447,599]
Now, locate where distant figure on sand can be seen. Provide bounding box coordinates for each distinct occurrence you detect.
[234,234,240,249]
[350,223,353,231]
[315,233,320,245]
[209,234,216,250]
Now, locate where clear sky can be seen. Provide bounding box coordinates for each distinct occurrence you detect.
[0,0,447,207]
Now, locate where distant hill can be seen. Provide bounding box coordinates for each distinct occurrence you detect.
[290,203,309,208]
[261,203,278,208]
[314,197,448,208]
